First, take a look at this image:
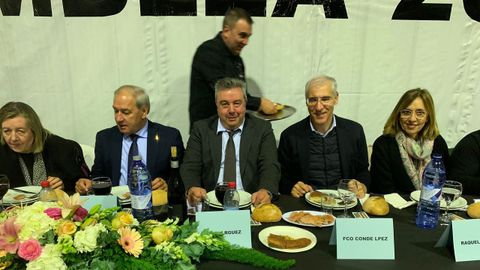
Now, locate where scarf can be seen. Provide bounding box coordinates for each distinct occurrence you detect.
[395,132,434,190]
[18,153,47,186]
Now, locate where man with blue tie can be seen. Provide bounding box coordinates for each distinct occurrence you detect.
[181,77,280,205]
[75,85,184,194]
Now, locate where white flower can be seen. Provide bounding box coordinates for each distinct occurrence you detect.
[73,223,107,253]
[16,202,60,241]
[26,244,67,270]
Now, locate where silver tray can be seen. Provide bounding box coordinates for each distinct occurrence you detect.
[251,105,296,121]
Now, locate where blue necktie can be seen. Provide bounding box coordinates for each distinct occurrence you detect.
[128,134,139,174]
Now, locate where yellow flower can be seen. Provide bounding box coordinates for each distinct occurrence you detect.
[117,227,143,257]
[151,225,173,245]
[57,220,77,236]
[117,212,134,226]
[0,250,12,270]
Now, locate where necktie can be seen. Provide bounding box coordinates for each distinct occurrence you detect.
[128,134,139,174]
[223,130,237,182]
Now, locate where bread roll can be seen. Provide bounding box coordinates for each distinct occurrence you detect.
[362,196,389,216]
[467,202,480,219]
[252,203,282,222]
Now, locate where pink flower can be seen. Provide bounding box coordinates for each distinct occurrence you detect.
[73,207,88,222]
[44,208,62,220]
[0,217,21,254]
[17,239,42,261]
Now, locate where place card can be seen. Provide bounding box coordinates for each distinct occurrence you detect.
[196,210,251,248]
[329,218,395,259]
[435,220,480,262]
[80,195,118,211]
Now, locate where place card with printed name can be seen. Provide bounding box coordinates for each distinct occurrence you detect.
[435,219,480,262]
[196,210,251,248]
[80,195,118,211]
[329,218,395,259]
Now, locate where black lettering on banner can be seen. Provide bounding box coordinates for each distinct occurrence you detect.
[140,0,197,16]
[392,0,452,20]
[272,0,348,18]
[464,0,480,22]
[0,0,52,16]
[62,0,126,17]
[205,0,266,16]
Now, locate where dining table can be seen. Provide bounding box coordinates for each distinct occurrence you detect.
[197,194,479,270]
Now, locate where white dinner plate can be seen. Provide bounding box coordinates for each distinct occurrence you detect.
[305,189,358,210]
[111,185,131,205]
[282,210,335,228]
[258,225,317,253]
[206,190,252,209]
[4,186,41,205]
[410,190,467,210]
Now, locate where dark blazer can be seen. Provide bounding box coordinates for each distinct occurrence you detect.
[180,114,280,194]
[448,130,480,195]
[91,121,184,186]
[189,32,261,129]
[0,134,86,191]
[370,134,449,194]
[278,116,370,194]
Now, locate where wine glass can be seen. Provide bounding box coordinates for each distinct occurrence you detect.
[91,177,112,195]
[0,174,10,209]
[214,182,229,204]
[337,179,357,218]
[440,180,463,224]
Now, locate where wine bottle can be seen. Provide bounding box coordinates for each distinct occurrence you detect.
[167,146,186,223]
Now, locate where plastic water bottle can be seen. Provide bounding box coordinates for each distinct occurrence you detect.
[39,180,57,202]
[128,155,154,221]
[415,153,446,229]
[223,182,240,210]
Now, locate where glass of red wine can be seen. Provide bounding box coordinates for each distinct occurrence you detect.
[91,177,112,195]
[0,174,10,209]
[214,182,229,204]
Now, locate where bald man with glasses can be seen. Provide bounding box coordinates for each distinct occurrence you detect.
[278,75,369,198]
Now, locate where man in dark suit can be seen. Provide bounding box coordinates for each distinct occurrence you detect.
[75,85,184,193]
[189,7,278,130]
[278,75,369,198]
[181,77,280,205]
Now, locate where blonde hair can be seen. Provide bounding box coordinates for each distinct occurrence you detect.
[0,102,50,153]
[383,88,439,140]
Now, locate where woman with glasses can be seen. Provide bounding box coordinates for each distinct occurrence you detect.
[370,88,449,194]
[0,102,89,191]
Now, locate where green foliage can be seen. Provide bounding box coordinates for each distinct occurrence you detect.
[38,229,56,245]
[203,246,296,270]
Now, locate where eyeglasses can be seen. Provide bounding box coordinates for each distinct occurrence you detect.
[399,109,427,119]
[306,96,335,106]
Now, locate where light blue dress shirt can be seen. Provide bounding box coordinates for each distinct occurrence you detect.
[310,115,337,137]
[119,122,148,185]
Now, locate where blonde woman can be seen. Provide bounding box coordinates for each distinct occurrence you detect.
[370,88,449,194]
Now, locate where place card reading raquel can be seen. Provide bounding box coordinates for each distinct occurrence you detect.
[80,195,118,211]
[196,210,251,248]
[444,220,480,262]
[330,218,395,259]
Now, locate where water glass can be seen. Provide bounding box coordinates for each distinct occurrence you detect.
[440,180,463,224]
[337,179,356,218]
[91,177,112,195]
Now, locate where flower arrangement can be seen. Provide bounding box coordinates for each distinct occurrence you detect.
[0,192,295,270]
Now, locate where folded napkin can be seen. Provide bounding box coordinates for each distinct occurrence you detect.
[358,193,370,206]
[384,193,416,209]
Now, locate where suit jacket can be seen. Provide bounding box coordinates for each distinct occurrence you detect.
[278,116,370,194]
[370,134,449,194]
[180,114,280,194]
[449,130,480,195]
[0,134,86,191]
[91,121,184,186]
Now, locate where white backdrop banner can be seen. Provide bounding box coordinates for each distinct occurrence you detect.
[1,0,479,150]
